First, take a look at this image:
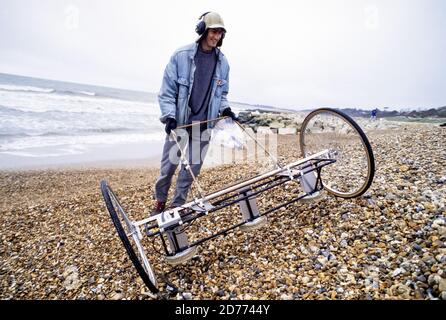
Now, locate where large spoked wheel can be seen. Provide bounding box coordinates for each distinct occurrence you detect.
[100,180,159,293]
[300,108,375,198]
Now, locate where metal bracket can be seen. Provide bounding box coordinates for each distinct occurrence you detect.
[278,168,300,180]
[328,148,339,160]
[190,199,215,214]
[238,187,260,221]
[298,162,318,194]
[157,209,183,233]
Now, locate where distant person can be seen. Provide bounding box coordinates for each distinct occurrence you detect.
[371,108,378,121]
[152,12,237,215]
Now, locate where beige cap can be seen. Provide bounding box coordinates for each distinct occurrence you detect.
[203,12,226,31]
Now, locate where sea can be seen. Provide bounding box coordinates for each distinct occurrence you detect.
[0,73,249,170]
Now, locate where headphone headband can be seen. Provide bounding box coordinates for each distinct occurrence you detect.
[198,11,211,20]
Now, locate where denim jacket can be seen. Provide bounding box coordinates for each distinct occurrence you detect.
[158,43,230,129]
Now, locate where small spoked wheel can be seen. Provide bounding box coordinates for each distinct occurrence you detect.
[300,108,375,198]
[100,180,158,293]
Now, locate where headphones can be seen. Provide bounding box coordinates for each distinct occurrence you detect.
[195,12,211,36]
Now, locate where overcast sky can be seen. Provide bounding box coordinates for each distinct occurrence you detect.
[1,0,445,110]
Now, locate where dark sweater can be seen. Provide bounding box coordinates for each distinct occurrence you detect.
[188,46,217,124]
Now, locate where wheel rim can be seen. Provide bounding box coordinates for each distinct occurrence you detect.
[300,109,374,198]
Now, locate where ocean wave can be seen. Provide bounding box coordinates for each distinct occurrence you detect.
[0,84,55,93]
[55,89,97,97]
[0,132,166,152]
[2,147,87,158]
[75,90,95,96]
[0,127,148,139]
[0,84,100,97]
[0,132,29,139]
[0,105,25,114]
[0,103,163,142]
[0,91,160,115]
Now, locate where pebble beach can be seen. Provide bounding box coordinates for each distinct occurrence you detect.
[1,120,445,300]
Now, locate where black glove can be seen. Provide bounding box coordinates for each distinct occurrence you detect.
[222,108,238,121]
[165,118,177,135]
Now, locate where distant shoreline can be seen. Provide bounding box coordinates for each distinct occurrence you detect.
[384,116,446,124]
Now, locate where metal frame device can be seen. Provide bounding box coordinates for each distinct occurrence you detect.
[100,107,375,294]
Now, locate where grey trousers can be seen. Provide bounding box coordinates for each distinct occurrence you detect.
[154,130,210,207]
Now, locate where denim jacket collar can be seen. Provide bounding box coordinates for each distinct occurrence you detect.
[188,42,222,61]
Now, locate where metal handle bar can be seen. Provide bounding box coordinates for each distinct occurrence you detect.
[169,130,205,200]
[175,116,228,130]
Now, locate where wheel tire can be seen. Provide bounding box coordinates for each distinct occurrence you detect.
[100,180,159,293]
[299,108,375,198]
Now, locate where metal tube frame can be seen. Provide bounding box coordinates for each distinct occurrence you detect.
[134,150,334,257]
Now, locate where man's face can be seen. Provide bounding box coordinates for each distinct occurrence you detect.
[202,28,225,50]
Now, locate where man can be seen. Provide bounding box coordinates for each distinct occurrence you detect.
[371,108,377,121]
[152,12,237,215]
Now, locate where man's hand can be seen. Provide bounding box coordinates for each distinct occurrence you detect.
[165,117,177,135]
[222,108,238,121]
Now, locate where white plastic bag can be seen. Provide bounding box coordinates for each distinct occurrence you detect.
[212,118,246,149]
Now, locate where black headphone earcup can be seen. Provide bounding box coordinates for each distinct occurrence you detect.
[195,20,206,35]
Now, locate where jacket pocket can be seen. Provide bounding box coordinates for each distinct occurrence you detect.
[176,77,189,99]
[214,79,227,97]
